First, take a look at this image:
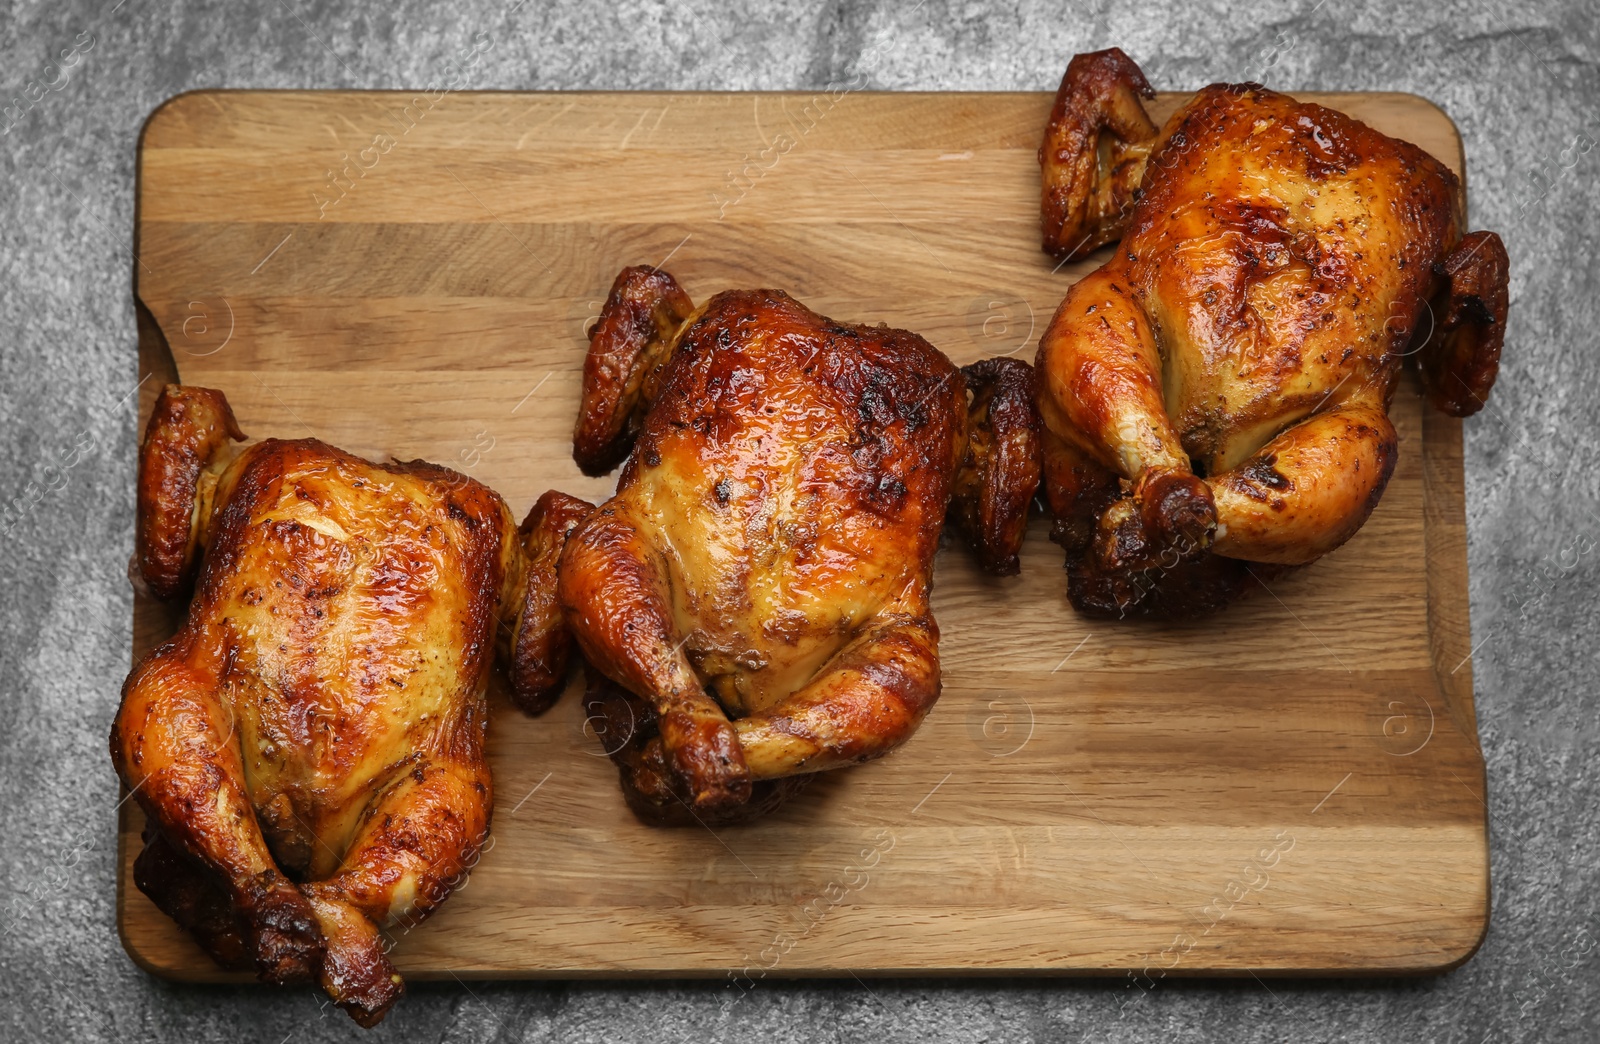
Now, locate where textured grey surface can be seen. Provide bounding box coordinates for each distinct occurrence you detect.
[1,0,1597,1041]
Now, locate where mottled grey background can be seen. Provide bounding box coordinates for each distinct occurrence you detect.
[2,0,1596,1041]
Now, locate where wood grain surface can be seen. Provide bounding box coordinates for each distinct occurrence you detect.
[119,89,1489,981]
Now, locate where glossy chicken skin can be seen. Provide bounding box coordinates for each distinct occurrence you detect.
[112,385,586,1025]
[1036,50,1509,616]
[561,267,1037,822]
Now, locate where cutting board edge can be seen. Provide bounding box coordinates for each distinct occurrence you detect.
[134,85,1468,125]
[114,897,1490,983]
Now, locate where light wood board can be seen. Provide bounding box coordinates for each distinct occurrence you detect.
[119,89,1489,981]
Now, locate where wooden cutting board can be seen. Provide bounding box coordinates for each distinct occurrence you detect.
[120,88,1489,983]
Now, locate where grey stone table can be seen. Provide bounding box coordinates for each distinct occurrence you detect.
[2,1,1595,1040]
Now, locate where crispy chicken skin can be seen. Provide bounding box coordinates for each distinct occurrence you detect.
[112,385,588,1026]
[562,267,1038,823]
[1035,50,1510,617]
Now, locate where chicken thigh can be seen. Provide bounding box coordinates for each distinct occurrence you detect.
[111,385,588,1025]
[560,266,1039,823]
[1035,49,1509,616]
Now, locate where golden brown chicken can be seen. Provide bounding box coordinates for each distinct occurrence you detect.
[560,266,1039,823]
[111,385,588,1025]
[1035,49,1509,616]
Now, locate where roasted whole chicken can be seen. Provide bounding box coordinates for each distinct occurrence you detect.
[560,266,1040,823]
[111,385,588,1025]
[1035,49,1509,616]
